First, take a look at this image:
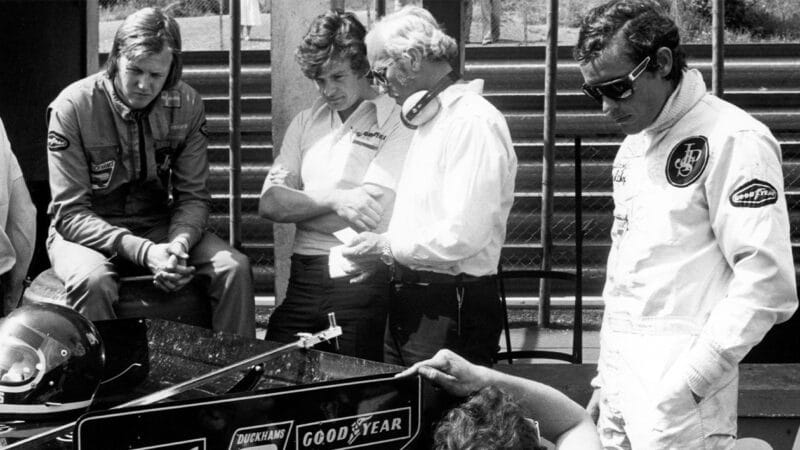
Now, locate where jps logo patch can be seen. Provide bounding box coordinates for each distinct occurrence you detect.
[90,160,115,190]
[730,179,778,208]
[666,136,708,187]
[47,131,69,151]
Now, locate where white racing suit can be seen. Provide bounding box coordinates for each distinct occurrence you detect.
[595,69,798,449]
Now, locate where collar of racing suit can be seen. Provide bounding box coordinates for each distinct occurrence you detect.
[644,68,706,137]
[101,74,155,122]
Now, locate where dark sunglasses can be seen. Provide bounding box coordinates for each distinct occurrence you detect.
[581,56,651,104]
[368,60,395,87]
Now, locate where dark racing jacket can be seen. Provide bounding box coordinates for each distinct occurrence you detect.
[46,72,210,266]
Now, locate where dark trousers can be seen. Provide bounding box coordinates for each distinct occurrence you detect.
[266,254,390,362]
[383,277,502,368]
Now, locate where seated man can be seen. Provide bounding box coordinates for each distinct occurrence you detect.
[0,117,36,316]
[45,7,255,337]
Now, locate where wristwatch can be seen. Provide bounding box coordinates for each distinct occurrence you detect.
[379,239,394,267]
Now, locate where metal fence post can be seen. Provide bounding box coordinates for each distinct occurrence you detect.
[539,0,558,327]
[229,0,242,249]
[712,0,724,96]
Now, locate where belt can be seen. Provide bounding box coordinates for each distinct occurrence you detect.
[392,265,495,285]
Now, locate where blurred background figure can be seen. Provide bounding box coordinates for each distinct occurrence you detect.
[0,117,36,316]
[241,0,263,41]
[464,0,501,44]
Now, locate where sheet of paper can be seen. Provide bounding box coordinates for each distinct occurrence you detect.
[332,227,358,245]
[328,245,357,278]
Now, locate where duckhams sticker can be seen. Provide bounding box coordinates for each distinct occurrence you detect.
[296,407,411,449]
[228,420,292,450]
[730,179,778,208]
[666,136,708,187]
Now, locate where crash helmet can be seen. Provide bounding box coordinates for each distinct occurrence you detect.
[0,302,105,420]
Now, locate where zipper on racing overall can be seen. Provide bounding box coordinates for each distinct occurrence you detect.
[136,114,147,182]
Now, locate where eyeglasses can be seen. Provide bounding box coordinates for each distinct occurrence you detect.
[368,60,395,88]
[581,56,651,104]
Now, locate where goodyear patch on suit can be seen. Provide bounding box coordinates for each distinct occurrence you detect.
[730,179,778,208]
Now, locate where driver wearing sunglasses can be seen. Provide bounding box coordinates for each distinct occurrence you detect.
[581,55,650,104]
[573,1,796,448]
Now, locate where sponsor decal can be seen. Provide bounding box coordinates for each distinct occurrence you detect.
[161,90,182,108]
[354,130,386,140]
[666,136,708,187]
[228,420,292,450]
[729,179,778,208]
[131,437,205,449]
[353,130,385,151]
[90,160,116,190]
[295,407,410,449]
[47,131,69,151]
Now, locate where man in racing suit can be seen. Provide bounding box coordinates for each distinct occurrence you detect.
[575,1,797,447]
[46,7,255,337]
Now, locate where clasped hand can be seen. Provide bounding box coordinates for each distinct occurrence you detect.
[331,185,384,231]
[145,241,195,292]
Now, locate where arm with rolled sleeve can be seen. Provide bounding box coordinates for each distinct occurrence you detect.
[47,102,152,266]
[389,115,514,269]
[683,130,798,398]
[167,93,211,250]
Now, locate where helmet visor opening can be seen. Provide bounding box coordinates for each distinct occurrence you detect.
[0,337,43,388]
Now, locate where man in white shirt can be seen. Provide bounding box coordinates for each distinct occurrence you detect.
[343,6,517,368]
[0,117,36,315]
[576,0,797,447]
[259,11,412,361]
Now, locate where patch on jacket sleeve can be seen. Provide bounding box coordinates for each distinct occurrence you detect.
[90,160,116,189]
[729,179,778,208]
[200,119,208,137]
[47,131,70,151]
[161,90,181,108]
[666,136,708,187]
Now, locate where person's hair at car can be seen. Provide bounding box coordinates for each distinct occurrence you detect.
[295,10,370,80]
[106,7,183,89]
[369,6,457,63]
[573,0,687,81]
[433,386,541,450]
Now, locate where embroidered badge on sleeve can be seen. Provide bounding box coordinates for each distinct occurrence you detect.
[47,131,70,151]
[729,179,778,207]
[666,136,709,187]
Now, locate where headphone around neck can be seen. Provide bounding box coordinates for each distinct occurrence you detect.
[400,71,460,129]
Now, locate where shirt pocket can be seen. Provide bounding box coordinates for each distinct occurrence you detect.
[336,135,378,186]
[85,145,121,191]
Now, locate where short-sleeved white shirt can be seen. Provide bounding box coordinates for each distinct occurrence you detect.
[271,93,412,254]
